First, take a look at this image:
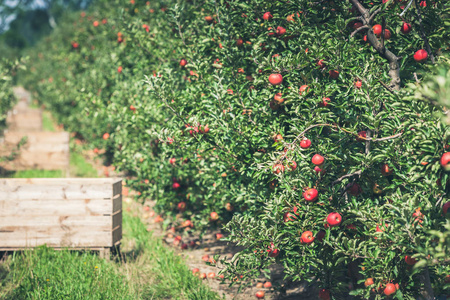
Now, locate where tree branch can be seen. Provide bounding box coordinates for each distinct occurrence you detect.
[332,170,362,186]
[349,0,401,90]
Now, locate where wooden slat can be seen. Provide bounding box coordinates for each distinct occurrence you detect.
[0,178,121,185]
[112,226,122,245]
[0,215,112,229]
[113,195,122,213]
[113,180,122,197]
[0,184,113,200]
[112,211,122,228]
[0,199,113,217]
[0,229,113,248]
[1,131,69,171]
[6,108,42,132]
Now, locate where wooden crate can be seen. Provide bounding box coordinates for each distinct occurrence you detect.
[0,178,122,257]
[0,131,70,171]
[6,107,43,132]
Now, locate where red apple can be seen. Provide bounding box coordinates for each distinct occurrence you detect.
[262,12,273,21]
[192,268,200,275]
[273,164,285,174]
[204,16,214,23]
[268,74,283,85]
[276,26,286,36]
[381,164,393,176]
[93,21,99,27]
[356,130,366,141]
[316,230,326,242]
[263,281,272,288]
[372,24,382,36]
[208,272,216,279]
[301,231,315,244]
[177,201,186,212]
[405,255,417,265]
[327,212,342,227]
[202,254,209,261]
[103,133,110,140]
[288,161,297,171]
[312,154,324,166]
[318,289,331,300]
[299,84,309,95]
[236,38,244,47]
[267,243,279,257]
[210,211,219,221]
[355,80,362,89]
[347,183,361,196]
[199,273,207,280]
[440,152,450,170]
[443,201,450,214]
[384,283,397,296]
[317,59,325,69]
[274,93,284,104]
[329,70,339,79]
[169,158,176,165]
[117,66,122,73]
[283,212,295,222]
[300,138,311,149]
[365,278,374,287]
[255,291,265,299]
[172,182,180,189]
[414,49,428,62]
[320,97,330,107]
[401,22,412,34]
[216,233,224,240]
[179,59,187,67]
[303,188,318,202]
[225,202,234,211]
[130,105,136,111]
[314,166,324,174]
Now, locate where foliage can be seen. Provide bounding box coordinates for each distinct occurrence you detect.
[19,0,450,298]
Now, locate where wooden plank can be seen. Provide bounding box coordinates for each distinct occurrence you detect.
[3,131,69,144]
[0,184,113,200]
[112,179,122,197]
[6,109,42,132]
[0,199,113,217]
[112,225,122,245]
[113,195,122,213]
[112,211,122,229]
[0,178,121,185]
[0,215,112,228]
[0,230,113,248]
[1,132,69,171]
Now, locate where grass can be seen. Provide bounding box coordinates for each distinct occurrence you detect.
[69,152,98,178]
[120,206,221,300]
[0,247,134,300]
[0,203,220,300]
[42,111,56,132]
[5,169,63,178]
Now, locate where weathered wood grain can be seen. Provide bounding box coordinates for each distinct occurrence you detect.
[0,178,123,250]
[0,131,69,171]
[0,199,114,217]
[6,108,42,132]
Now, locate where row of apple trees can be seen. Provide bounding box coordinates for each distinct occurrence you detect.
[19,0,450,298]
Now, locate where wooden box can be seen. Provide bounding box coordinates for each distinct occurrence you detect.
[0,178,122,257]
[0,131,70,171]
[6,107,43,132]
